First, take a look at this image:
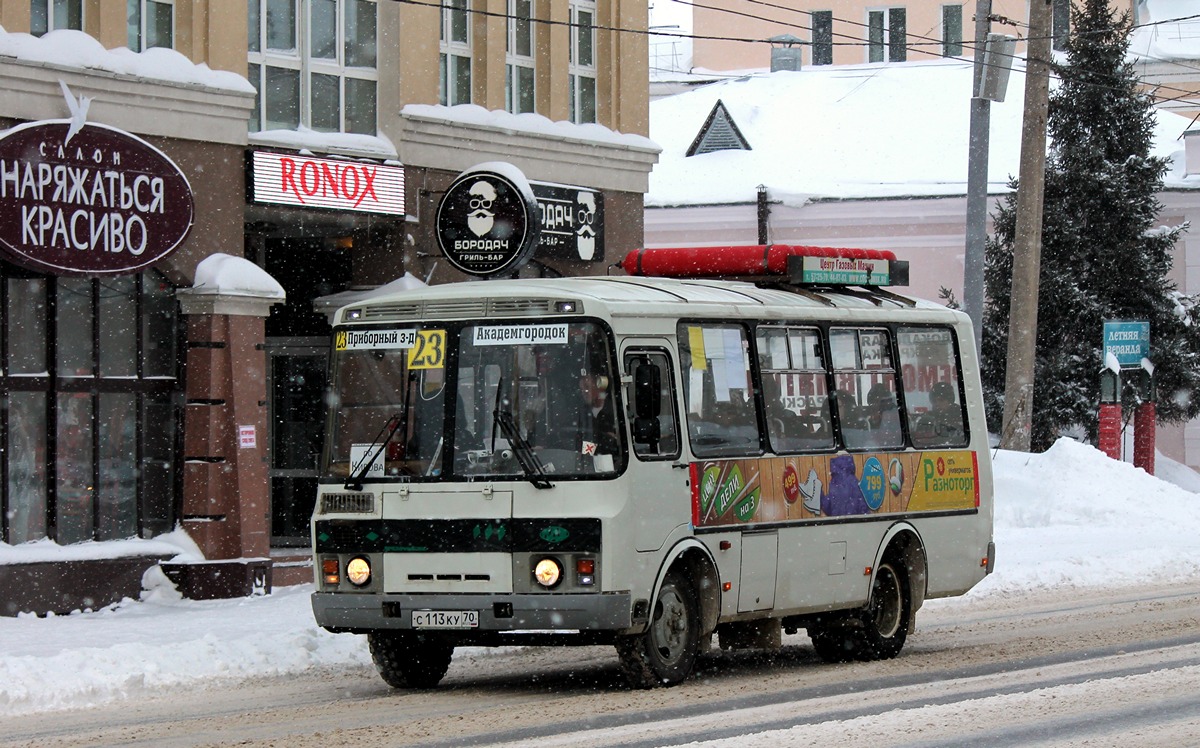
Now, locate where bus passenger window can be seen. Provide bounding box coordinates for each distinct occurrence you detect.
[830,328,904,451]
[898,327,967,448]
[755,326,833,453]
[678,323,761,457]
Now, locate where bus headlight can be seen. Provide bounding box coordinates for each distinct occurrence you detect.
[346,556,372,587]
[533,558,563,588]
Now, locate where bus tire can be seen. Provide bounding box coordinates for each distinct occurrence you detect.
[854,560,910,661]
[615,571,702,688]
[367,631,454,689]
[808,618,858,663]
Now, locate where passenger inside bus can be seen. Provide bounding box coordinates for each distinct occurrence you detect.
[915,381,965,444]
[840,385,903,451]
[578,372,619,457]
[865,383,903,447]
[834,390,868,431]
[689,393,758,453]
[761,377,832,452]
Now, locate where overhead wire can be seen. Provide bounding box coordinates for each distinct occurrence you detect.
[397,0,1200,110]
[666,0,1200,104]
[669,0,1200,105]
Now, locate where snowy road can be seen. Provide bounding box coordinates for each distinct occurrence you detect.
[5,583,1200,747]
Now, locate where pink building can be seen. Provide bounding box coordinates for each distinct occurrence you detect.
[642,59,1200,470]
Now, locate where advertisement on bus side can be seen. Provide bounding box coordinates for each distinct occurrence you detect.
[694,450,979,528]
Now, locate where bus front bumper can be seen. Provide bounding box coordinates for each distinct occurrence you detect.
[311,591,633,636]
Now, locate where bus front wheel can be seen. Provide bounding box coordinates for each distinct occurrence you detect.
[368,631,454,689]
[616,571,702,688]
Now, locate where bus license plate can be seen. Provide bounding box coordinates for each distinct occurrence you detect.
[412,610,479,629]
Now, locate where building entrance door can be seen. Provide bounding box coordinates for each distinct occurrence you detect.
[258,236,351,547]
[266,339,328,546]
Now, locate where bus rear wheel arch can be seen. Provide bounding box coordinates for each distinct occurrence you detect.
[808,534,923,663]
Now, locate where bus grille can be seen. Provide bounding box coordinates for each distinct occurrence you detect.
[320,492,375,514]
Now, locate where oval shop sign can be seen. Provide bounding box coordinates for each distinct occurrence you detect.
[0,120,195,276]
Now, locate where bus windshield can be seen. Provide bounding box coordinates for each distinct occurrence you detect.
[453,321,623,480]
[323,321,624,482]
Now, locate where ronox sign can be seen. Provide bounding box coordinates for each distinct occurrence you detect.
[249,151,405,216]
[0,120,194,275]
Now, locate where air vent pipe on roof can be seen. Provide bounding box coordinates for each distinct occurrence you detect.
[769,34,804,72]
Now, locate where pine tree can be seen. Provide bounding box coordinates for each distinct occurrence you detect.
[981,0,1200,451]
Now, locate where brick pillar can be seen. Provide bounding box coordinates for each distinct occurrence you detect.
[1133,401,1156,476]
[176,291,281,560]
[1098,403,1122,461]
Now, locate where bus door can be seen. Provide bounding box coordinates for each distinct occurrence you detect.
[621,344,684,553]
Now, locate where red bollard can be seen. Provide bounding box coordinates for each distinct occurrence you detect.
[1098,403,1122,461]
[1133,401,1156,475]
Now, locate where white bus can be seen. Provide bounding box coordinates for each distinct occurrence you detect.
[310,245,994,689]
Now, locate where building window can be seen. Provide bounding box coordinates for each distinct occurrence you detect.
[441,0,472,106]
[1052,0,1070,51]
[811,11,833,66]
[128,0,174,51]
[569,0,597,124]
[248,0,378,134]
[942,4,962,57]
[868,7,906,63]
[506,0,535,113]
[2,269,181,546]
[30,0,83,36]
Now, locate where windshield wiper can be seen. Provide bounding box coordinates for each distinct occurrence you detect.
[493,407,553,490]
[344,413,404,491]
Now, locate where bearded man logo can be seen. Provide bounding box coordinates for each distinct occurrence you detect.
[467,180,496,237]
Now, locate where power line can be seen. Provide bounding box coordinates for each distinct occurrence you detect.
[401,0,1199,109]
[659,1,1200,110]
[656,0,1200,105]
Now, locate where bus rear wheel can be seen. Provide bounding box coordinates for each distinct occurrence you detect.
[855,560,910,661]
[367,631,454,689]
[808,616,858,663]
[616,571,702,688]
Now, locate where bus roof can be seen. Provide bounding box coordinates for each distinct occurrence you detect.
[333,275,963,328]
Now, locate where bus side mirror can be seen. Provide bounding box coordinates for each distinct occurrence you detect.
[634,363,661,420]
[632,362,662,452]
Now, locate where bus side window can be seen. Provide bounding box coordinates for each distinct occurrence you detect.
[755,326,834,453]
[678,323,762,457]
[623,350,681,460]
[898,326,968,448]
[830,328,904,451]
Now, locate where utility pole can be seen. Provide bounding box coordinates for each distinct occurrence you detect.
[962,0,994,348]
[1000,0,1054,452]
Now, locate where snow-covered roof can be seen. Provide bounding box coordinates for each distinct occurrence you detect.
[0,25,254,93]
[401,103,657,151]
[646,59,1198,207]
[1130,0,1200,61]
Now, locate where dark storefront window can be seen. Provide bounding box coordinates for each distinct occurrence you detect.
[1,268,182,545]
